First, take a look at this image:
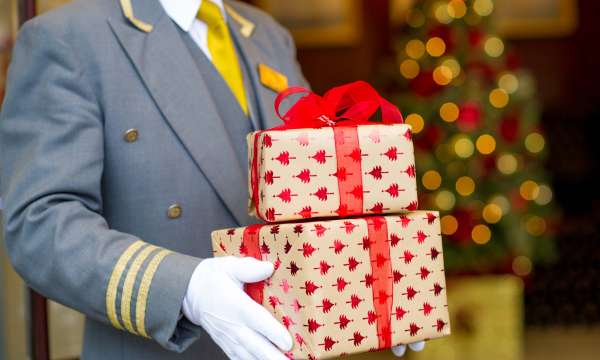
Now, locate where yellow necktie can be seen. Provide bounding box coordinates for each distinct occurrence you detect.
[197,0,248,114]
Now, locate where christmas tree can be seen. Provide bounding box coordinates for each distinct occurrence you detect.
[379,0,558,273]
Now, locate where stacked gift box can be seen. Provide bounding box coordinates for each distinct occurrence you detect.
[211,82,451,359]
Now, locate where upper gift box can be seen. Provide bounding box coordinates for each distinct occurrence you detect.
[248,82,418,223]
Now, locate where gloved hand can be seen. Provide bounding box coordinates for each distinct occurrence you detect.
[391,341,426,357]
[182,256,292,359]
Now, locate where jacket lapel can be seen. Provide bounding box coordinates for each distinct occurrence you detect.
[108,0,250,225]
[226,3,282,131]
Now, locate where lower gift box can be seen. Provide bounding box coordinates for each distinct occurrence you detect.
[211,211,451,359]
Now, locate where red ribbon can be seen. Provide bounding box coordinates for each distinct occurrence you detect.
[366,217,394,349]
[251,82,404,221]
[242,224,266,304]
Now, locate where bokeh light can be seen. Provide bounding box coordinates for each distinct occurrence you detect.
[434,1,453,24]
[441,57,461,78]
[440,102,459,122]
[447,0,467,19]
[441,215,459,235]
[472,224,491,244]
[535,184,553,205]
[405,113,425,134]
[497,153,518,174]
[520,180,540,201]
[426,37,446,57]
[433,65,453,85]
[405,39,425,59]
[484,36,504,57]
[435,190,456,210]
[490,194,511,214]
[400,59,420,79]
[525,215,547,236]
[489,88,509,108]
[454,136,475,158]
[473,0,494,17]
[482,203,503,223]
[525,132,545,153]
[422,170,442,191]
[512,256,532,276]
[455,176,475,196]
[476,134,496,154]
[498,72,519,94]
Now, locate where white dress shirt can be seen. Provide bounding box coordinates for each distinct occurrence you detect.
[158,0,226,61]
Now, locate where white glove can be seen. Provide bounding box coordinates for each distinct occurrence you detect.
[182,256,292,360]
[391,341,426,357]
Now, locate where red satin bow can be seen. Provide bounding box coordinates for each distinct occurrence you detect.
[272,81,404,130]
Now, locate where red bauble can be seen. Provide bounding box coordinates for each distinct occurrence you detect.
[457,102,481,132]
[448,208,475,246]
[410,70,443,97]
[468,27,484,47]
[499,114,520,143]
[415,124,443,151]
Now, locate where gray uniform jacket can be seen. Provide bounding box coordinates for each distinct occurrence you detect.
[0,0,307,358]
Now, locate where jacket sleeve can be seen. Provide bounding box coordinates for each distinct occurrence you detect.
[0,19,202,352]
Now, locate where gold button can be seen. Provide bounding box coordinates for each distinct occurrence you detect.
[167,204,182,219]
[123,128,139,143]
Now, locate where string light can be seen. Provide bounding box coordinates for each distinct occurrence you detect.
[455,176,475,196]
[433,65,453,85]
[405,39,425,59]
[525,216,547,236]
[426,37,446,57]
[441,215,459,235]
[434,1,453,24]
[473,0,494,17]
[422,170,442,191]
[476,134,496,154]
[482,203,503,223]
[489,88,509,108]
[435,190,456,210]
[498,72,519,94]
[447,0,467,19]
[440,102,460,122]
[484,37,504,57]
[490,195,511,213]
[454,136,475,158]
[441,57,461,78]
[400,59,420,79]
[472,224,491,244]
[535,184,553,205]
[525,132,545,153]
[512,256,532,276]
[497,153,518,174]
[405,113,425,134]
[520,180,540,201]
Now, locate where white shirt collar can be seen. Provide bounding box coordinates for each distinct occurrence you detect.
[159,0,226,32]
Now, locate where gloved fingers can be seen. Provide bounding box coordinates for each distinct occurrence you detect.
[225,257,274,283]
[234,326,289,360]
[391,344,407,357]
[238,294,293,351]
[210,330,239,360]
[408,340,426,352]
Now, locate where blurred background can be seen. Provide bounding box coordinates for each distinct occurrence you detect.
[1,0,599,359]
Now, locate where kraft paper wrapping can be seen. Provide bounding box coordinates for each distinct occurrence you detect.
[211,211,451,359]
[247,124,418,223]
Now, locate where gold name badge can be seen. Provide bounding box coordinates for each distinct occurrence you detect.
[258,64,289,93]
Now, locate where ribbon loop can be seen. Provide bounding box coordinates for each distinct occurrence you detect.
[272,81,403,130]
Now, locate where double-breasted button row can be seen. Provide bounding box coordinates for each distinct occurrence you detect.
[167,204,182,219]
